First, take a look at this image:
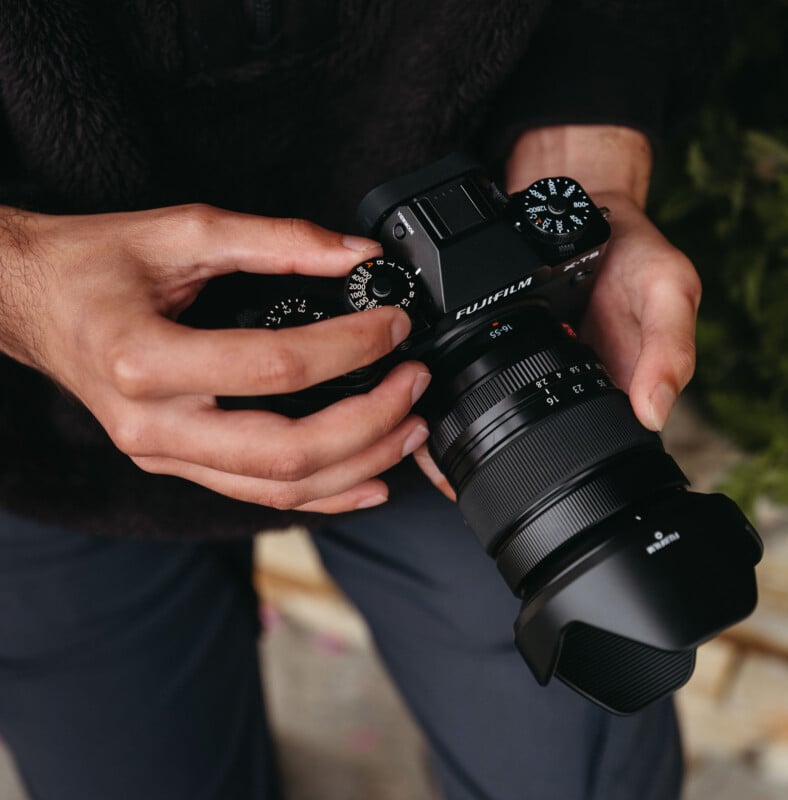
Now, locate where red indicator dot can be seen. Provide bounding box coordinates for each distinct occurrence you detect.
[492,321,500,327]
[561,322,577,339]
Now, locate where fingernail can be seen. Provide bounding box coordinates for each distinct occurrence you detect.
[411,372,432,405]
[648,383,676,431]
[342,234,381,252]
[355,493,388,510]
[390,312,412,347]
[402,424,429,458]
[413,449,444,484]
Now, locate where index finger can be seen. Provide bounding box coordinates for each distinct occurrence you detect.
[107,306,412,398]
[132,206,382,279]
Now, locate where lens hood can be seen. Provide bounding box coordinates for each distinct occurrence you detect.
[513,491,762,714]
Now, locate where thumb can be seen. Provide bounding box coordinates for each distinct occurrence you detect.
[628,278,699,431]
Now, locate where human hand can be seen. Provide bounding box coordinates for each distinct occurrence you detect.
[0,205,431,513]
[415,125,700,500]
[573,191,700,432]
[505,125,700,432]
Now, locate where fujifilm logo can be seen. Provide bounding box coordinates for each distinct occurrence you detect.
[646,530,681,555]
[455,277,534,320]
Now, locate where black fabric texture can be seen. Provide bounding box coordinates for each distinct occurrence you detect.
[482,0,730,162]
[0,0,725,540]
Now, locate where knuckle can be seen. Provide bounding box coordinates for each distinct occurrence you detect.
[279,217,320,246]
[106,345,153,398]
[375,403,402,436]
[179,202,222,226]
[174,203,225,242]
[107,412,150,456]
[264,448,313,483]
[130,455,165,475]
[251,345,306,391]
[265,484,306,510]
[661,250,703,307]
[124,204,223,260]
[685,270,702,309]
[670,251,702,302]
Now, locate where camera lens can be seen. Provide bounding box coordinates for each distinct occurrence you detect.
[420,301,730,712]
[424,302,687,586]
[422,301,759,714]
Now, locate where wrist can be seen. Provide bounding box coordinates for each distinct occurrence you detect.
[505,125,653,210]
[0,207,47,369]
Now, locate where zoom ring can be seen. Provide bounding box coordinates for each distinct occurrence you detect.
[496,451,689,593]
[457,393,661,552]
[431,346,599,460]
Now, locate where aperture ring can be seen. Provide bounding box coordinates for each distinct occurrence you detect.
[496,451,689,593]
[457,393,661,552]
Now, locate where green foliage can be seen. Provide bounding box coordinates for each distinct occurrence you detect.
[649,0,788,509]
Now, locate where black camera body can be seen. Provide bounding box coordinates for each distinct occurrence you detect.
[352,152,609,327]
[187,153,611,412]
[183,154,762,714]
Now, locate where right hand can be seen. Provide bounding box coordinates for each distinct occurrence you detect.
[0,204,431,513]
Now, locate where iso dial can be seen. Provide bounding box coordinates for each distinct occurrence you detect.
[517,177,593,243]
[344,258,420,315]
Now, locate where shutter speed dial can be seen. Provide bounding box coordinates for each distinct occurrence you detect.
[515,177,593,243]
[344,258,420,315]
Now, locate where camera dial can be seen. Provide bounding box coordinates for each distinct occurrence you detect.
[263,297,331,328]
[344,257,421,315]
[514,176,593,243]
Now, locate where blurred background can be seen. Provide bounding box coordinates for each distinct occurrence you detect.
[648,0,788,515]
[1,2,787,798]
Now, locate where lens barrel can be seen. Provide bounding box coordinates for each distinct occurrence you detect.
[425,304,686,578]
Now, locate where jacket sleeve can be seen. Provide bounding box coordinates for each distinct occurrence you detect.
[481,0,730,159]
[0,107,35,209]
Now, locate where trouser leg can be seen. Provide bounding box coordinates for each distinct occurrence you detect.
[312,478,683,800]
[0,511,280,800]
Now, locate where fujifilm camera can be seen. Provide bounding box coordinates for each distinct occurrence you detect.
[183,153,762,714]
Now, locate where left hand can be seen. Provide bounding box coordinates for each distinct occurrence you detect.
[415,124,701,501]
[574,190,700,432]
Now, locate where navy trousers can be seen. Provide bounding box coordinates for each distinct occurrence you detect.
[0,480,682,800]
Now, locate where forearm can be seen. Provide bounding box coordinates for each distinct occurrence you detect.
[505,125,653,209]
[0,206,47,370]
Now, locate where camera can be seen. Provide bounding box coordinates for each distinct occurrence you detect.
[182,153,762,714]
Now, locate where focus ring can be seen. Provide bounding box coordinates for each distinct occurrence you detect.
[431,348,569,460]
[457,393,661,552]
[496,452,688,593]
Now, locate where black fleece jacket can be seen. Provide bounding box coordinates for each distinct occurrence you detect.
[0,0,727,540]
